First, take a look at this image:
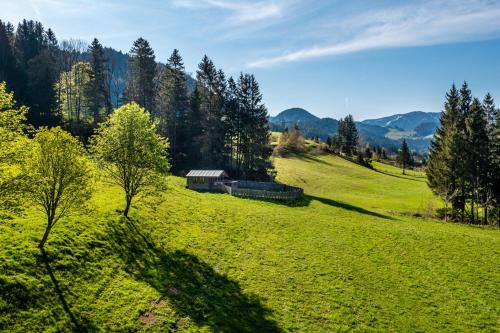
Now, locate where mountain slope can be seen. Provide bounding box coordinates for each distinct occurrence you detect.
[361,111,441,131]
[1,155,498,332]
[269,108,320,124]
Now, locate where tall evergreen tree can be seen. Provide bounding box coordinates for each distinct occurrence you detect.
[156,49,190,172]
[427,84,461,219]
[86,38,111,126]
[13,20,58,126]
[337,114,358,155]
[124,38,156,112]
[398,139,411,174]
[196,55,226,169]
[491,104,500,225]
[0,20,17,93]
[237,73,272,180]
[465,98,490,223]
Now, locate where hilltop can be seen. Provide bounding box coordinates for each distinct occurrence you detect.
[269,109,441,153]
[1,154,498,332]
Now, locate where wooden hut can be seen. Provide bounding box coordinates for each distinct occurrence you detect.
[186,170,228,190]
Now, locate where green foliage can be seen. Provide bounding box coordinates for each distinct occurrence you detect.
[156,49,190,173]
[428,83,499,224]
[124,38,156,112]
[90,103,170,216]
[274,126,306,156]
[22,127,93,249]
[337,114,358,155]
[86,38,112,125]
[56,61,93,136]
[1,154,498,332]
[0,82,29,217]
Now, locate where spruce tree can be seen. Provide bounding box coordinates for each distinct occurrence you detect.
[86,38,111,127]
[237,73,272,179]
[427,84,461,219]
[196,55,226,169]
[124,38,156,112]
[398,139,411,174]
[156,49,190,173]
[465,98,490,224]
[491,105,500,225]
[0,20,17,93]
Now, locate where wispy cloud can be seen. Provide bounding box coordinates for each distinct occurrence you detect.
[173,0,283,23]
[248,0,500,68]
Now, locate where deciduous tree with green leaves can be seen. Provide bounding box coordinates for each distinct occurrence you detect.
[23,127,93,250]
[0,82,29,217]
[90,103,170,217]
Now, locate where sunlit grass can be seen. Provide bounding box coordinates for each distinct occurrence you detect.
[1,154,498,332]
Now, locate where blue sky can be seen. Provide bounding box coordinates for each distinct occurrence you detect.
[3,0,500,119]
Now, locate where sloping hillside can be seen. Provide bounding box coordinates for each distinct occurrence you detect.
[361,111,441,131]
[1,155,498,332]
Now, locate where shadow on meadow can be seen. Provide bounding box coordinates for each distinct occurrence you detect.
[0,248,98,332]
[292,153,333,165]
[305,194,396,220]
[39,250,98,332]
[373,168,426,182]
[105,218,282,333]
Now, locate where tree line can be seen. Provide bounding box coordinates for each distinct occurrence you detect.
[427,82,500,225]
[0,19,273,179]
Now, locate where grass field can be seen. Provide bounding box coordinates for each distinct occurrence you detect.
[1,154,498,332]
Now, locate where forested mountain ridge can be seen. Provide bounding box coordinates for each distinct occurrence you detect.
[361,111,441,131]
[269,108,440,153]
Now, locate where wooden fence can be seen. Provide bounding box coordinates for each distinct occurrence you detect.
[217,180,303,200]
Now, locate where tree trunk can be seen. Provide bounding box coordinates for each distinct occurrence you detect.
[471,198,475,224]
[38,220,53,250]
[484,205,488,225]
[124,196,132,217]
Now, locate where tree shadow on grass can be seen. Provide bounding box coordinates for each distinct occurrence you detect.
[306,194,396,220]
[373,168,426,183]
[291,153,332,165]
[105,218,282,333]
[39,250,97,332]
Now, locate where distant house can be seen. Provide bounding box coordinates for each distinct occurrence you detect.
[186,170,228,190]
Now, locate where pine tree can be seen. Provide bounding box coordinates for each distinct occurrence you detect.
[156,49,190,173]
[0,20,17,93]
[86,38,111,127]
[482,94,497,224]
[398,139,411,174]
[456,82,472,220]
[124,38,156,112]
[466,98,490,224]
[13,20,59,127]
[337,115,358,155]
[225,76,241,173]
[196,55,226,169]
[491,105,500,225]
[237,73,272,179]
[187,85,203,168]
[427,84,461,219]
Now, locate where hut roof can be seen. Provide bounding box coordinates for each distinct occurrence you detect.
[186,170,228,178]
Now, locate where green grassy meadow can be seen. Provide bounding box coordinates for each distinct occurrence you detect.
[1,154,499,332]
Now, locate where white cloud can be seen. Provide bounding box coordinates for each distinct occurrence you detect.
[248,0,500,68]
[173,0,283,23]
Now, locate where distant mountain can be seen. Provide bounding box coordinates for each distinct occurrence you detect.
[361,111,441,131]
[269,109,442,154]
[269,108,320,123]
